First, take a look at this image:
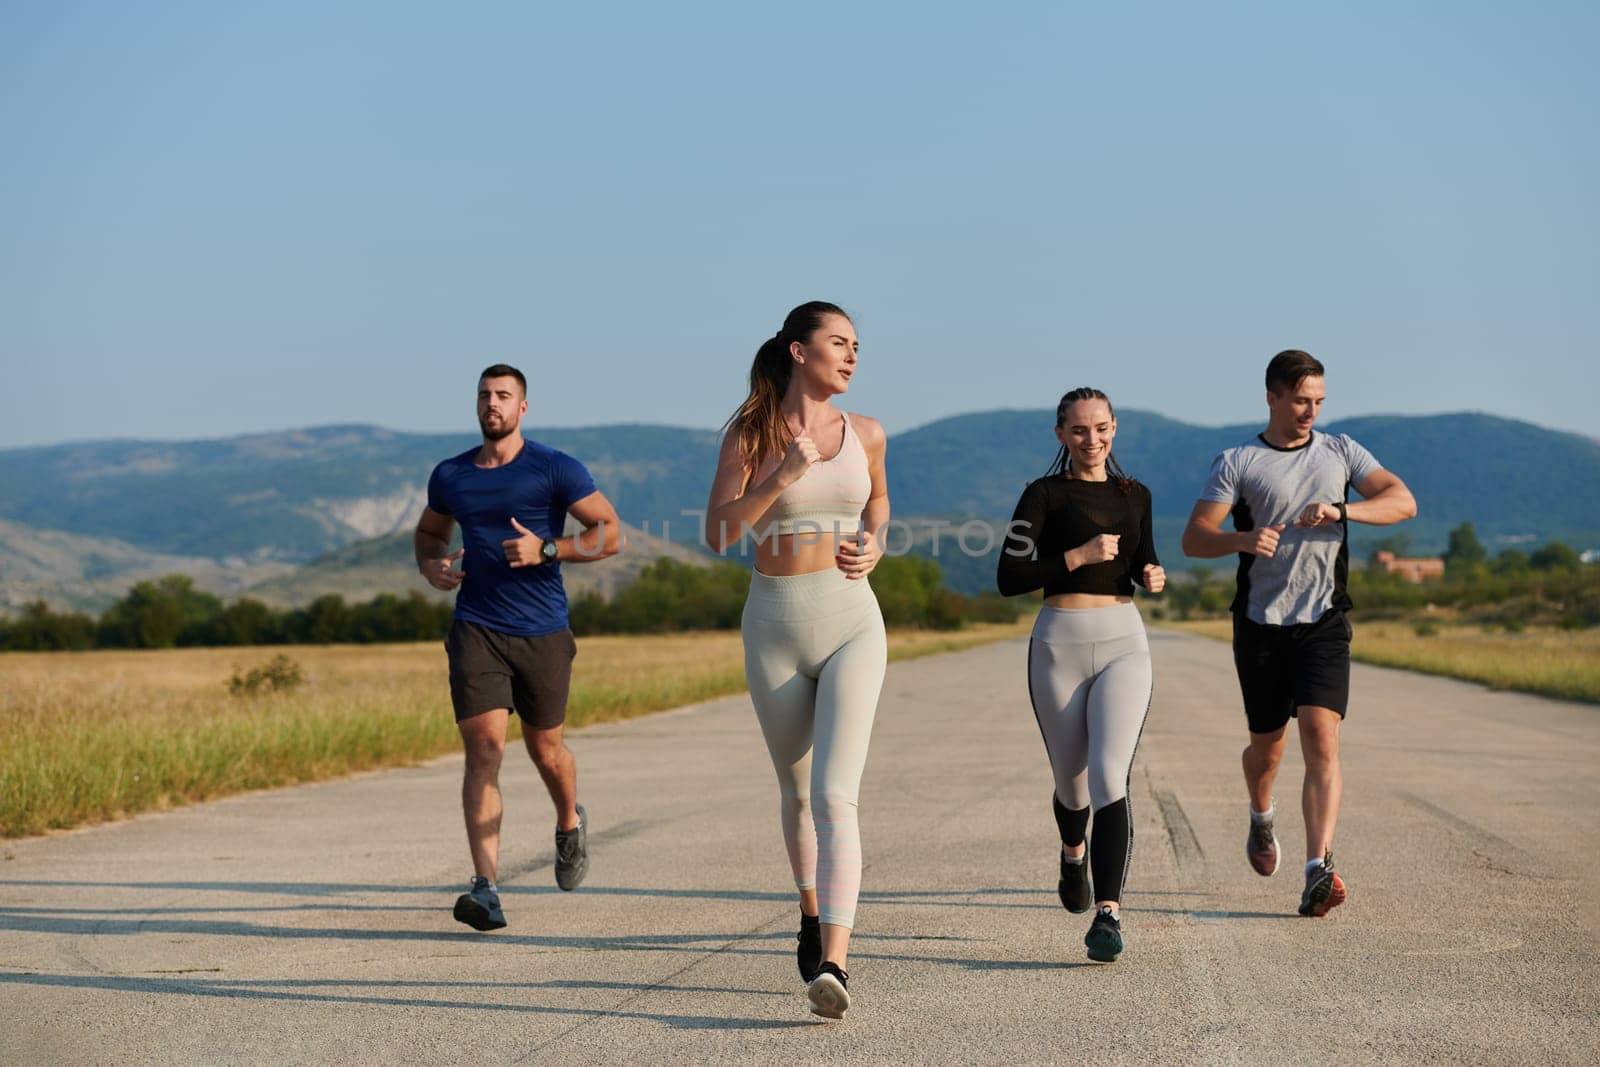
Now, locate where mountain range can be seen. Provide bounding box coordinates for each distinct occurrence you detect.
[2,410,1596,611]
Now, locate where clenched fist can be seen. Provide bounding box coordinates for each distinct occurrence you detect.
[419,548,465,590]
[1241,524,1287,557]
[1142,563,1166,593]
[775,434,821,488]
[1067,533,1120,570]
[1296,502,1342,528]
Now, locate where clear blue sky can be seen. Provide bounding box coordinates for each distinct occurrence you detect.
[2,0,1595,449]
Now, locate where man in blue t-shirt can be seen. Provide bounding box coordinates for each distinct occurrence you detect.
[1182,350,1416,918]
[414,363,622,931]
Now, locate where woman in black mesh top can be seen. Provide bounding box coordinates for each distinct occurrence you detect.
[996,387,1165,963]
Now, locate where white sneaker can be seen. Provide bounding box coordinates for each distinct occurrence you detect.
[806,962,850,1020]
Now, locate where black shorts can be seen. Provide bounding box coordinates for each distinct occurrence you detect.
[445,620,576,729]
[1231,609,1351,734]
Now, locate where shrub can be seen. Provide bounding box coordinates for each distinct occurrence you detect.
[228,654,306,696]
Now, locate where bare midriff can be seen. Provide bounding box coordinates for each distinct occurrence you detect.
[752,532,849,577]
[1044,592,1133,609]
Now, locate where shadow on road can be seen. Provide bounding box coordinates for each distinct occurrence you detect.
[0,902,1083,973]
[1125,906,1298,921]
[0,970,812,1031]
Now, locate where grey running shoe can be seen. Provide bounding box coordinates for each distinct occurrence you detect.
[453,875,506,931]
[1058,852,1092,913]
[1085,906,1123,962]
[555,803,589,891]
[1298,850,1348,917]
[1247,814,1280,877]
[806,961,850,1019]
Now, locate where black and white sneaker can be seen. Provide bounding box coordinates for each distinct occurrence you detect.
[555,804,588,891]
[1058,852,1092,913]
[1085,906,1123,962]
[806,961,850,1019]
[797,913,822,983]
[1298,850,1348,917]
[452,875,506,931]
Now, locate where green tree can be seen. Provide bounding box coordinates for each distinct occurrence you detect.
[207,597,282,646]
[295,595,351,644]
[98,575,223,648]
[1443,522,1486,565]
[2,601,97,651]
[1530,541,1581,571]
[350,592,451,642]
[871,555,947,627]
[599,559,750,633]
[1491,548,1529,576]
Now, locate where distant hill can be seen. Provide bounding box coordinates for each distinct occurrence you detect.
[0,518,293,614]
[891,409,1600,570]
[241,521,709,609]
[0,425,720,563]
[2,410,1596,606]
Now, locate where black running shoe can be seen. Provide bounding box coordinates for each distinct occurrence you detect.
[555,803,588,891]
[797,913,822,983]
[806,961,850,1020]
[452,875,506,931]
[1058,852,1092,913]
[1085,906,1123,962]
[1298,850,1348,917]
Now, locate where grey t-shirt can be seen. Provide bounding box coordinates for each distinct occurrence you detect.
[1199,432,1382,626]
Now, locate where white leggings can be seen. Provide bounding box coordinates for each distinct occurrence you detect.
[742,568,887,929]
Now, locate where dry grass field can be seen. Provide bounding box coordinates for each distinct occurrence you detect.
[0,620,1029,839]
[1163,619,1600,705]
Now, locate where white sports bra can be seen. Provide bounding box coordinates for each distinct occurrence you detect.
[757,412,873,536]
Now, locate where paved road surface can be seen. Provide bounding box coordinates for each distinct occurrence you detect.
[3,630,1597,1064]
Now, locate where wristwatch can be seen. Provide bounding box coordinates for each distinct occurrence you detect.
[1334,501,1348,523]
[540,538,560,564]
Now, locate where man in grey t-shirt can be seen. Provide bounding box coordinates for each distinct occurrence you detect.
[1182,350,1416,918]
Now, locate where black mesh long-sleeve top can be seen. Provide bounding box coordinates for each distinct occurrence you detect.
[995,475,1160,598]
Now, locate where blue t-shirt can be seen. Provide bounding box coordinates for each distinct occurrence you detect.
[426,442,598,637]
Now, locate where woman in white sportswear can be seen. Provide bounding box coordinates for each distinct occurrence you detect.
[704,301,890,1019]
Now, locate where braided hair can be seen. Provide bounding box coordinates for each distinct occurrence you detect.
[1047,386,1136,494]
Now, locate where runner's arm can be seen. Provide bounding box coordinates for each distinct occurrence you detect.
[856,415,890,542]
[415,507,464,590]
[703,429,789,553]
[1131,485,1162,590]
[1181,499,1244,559]
[1347,468,1417,525]
[560,491,624,563]
[996,482,1068,596]
[415,507,456,563]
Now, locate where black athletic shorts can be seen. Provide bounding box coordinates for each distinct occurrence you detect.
[1231,609,1351,734]
[445,619,577,729]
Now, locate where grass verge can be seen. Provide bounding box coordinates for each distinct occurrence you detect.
[0,620,1029,839]
[1160,619,1600,705]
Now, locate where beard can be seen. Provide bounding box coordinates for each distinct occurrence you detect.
[479,415,517,441]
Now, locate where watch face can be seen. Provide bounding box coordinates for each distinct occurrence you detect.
[541,540,559,561]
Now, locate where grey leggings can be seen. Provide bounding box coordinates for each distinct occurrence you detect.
[742,567,887,929]
[1027,601,1153,904]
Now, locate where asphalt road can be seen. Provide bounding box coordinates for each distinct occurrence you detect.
[2,629,1597,1065]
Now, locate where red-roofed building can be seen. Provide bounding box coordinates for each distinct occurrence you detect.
[1374,550,1445,583]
